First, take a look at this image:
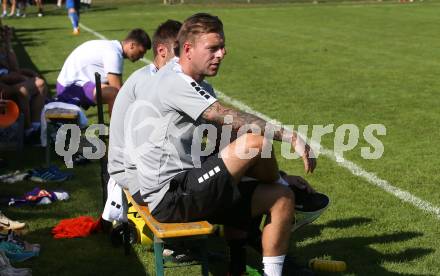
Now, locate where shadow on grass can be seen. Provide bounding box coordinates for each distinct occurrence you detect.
[14,27,65,33]
[81,6,118,13]
[11,31,43,74]
[1,149,147,274]
[291,217,434,276]
[39,69,61,75]
[20,227,147,276]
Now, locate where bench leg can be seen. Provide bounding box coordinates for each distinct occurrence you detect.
[200,238,209,276]
[46,122,52,167]
[153,237,164,276]
[122,221,130,256]
[121,193,131,255]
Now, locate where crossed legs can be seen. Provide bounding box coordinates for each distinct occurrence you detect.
[220,133,294,257]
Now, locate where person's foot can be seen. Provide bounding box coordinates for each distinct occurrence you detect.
[0,213,26,231]
[37,9,43,17]
[72,152,90,166]
[289,183,329,232]
[163,244,197,263]
[72,28,80,35]
[1,11,7,18]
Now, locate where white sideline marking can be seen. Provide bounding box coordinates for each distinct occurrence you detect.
[80,23,440,220]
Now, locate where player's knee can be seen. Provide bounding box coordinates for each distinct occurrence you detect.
[102,86,119,99]
[242,133,265,152]
[272,186,295,217]
[35,77,46,95]
[97,86,117,104]
[17,87,30,100]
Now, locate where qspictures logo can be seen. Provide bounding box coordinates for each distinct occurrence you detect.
[53,101,386,168]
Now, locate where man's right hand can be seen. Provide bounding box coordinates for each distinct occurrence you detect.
[294,137,316,173]
[302,143,316,173]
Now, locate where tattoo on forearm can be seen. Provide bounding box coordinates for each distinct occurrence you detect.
[202,102,298,143]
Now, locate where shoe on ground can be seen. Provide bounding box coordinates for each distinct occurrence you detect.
[0,241,37,262]
[72,153,90,166]
[163,243,198,263]
[29,167,69,182]
[37,9,43,17]
[290,186,329,232]
[0,214,25,231]
[72,28,80,35]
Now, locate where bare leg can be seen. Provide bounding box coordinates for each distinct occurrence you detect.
[220,133,279,184]
[2,0,7,15]
[251,184,294,256]
[35,0,43,15]
[93,84,118,117]
[9,0,16,15]
[0,72,27,85]
[35,0,42,9]
[29,77,47,122]
[220,132,294,255]
[10,83,31,128]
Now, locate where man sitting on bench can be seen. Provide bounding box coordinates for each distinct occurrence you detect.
[108,19,182,198]
[126,13,318,276]
[55,28,151,115]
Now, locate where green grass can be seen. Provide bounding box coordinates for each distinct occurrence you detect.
[1,0,440,275]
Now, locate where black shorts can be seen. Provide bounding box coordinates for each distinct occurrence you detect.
[151,155,259,230]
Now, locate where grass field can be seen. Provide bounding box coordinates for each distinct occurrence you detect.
[1,0,440,275]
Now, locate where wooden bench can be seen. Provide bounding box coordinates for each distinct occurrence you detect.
[44,108,79,166]
[123,189,214,276]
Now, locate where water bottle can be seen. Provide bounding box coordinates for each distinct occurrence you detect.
[309,258,347,272]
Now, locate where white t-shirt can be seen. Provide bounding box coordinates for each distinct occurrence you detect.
[57,40,123,87]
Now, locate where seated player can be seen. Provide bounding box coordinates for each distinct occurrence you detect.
[0,23,47,142]
[125,13,326,276]
[55,28,151,115]
[108,19,182,197]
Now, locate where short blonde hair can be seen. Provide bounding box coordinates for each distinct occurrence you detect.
[177,13,223,54]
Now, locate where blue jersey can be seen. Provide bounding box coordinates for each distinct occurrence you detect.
[66,0,80,10]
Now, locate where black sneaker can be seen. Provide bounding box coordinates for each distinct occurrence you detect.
[282,256,315,276]
[72,152,90,166]
[163,243,198,263]
[290,185,330,232]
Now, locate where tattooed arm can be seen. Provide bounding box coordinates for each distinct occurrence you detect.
[202,101,316,173]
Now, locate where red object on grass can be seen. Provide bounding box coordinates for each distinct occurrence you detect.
[0,100,19,128]
[52,216,101,239]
